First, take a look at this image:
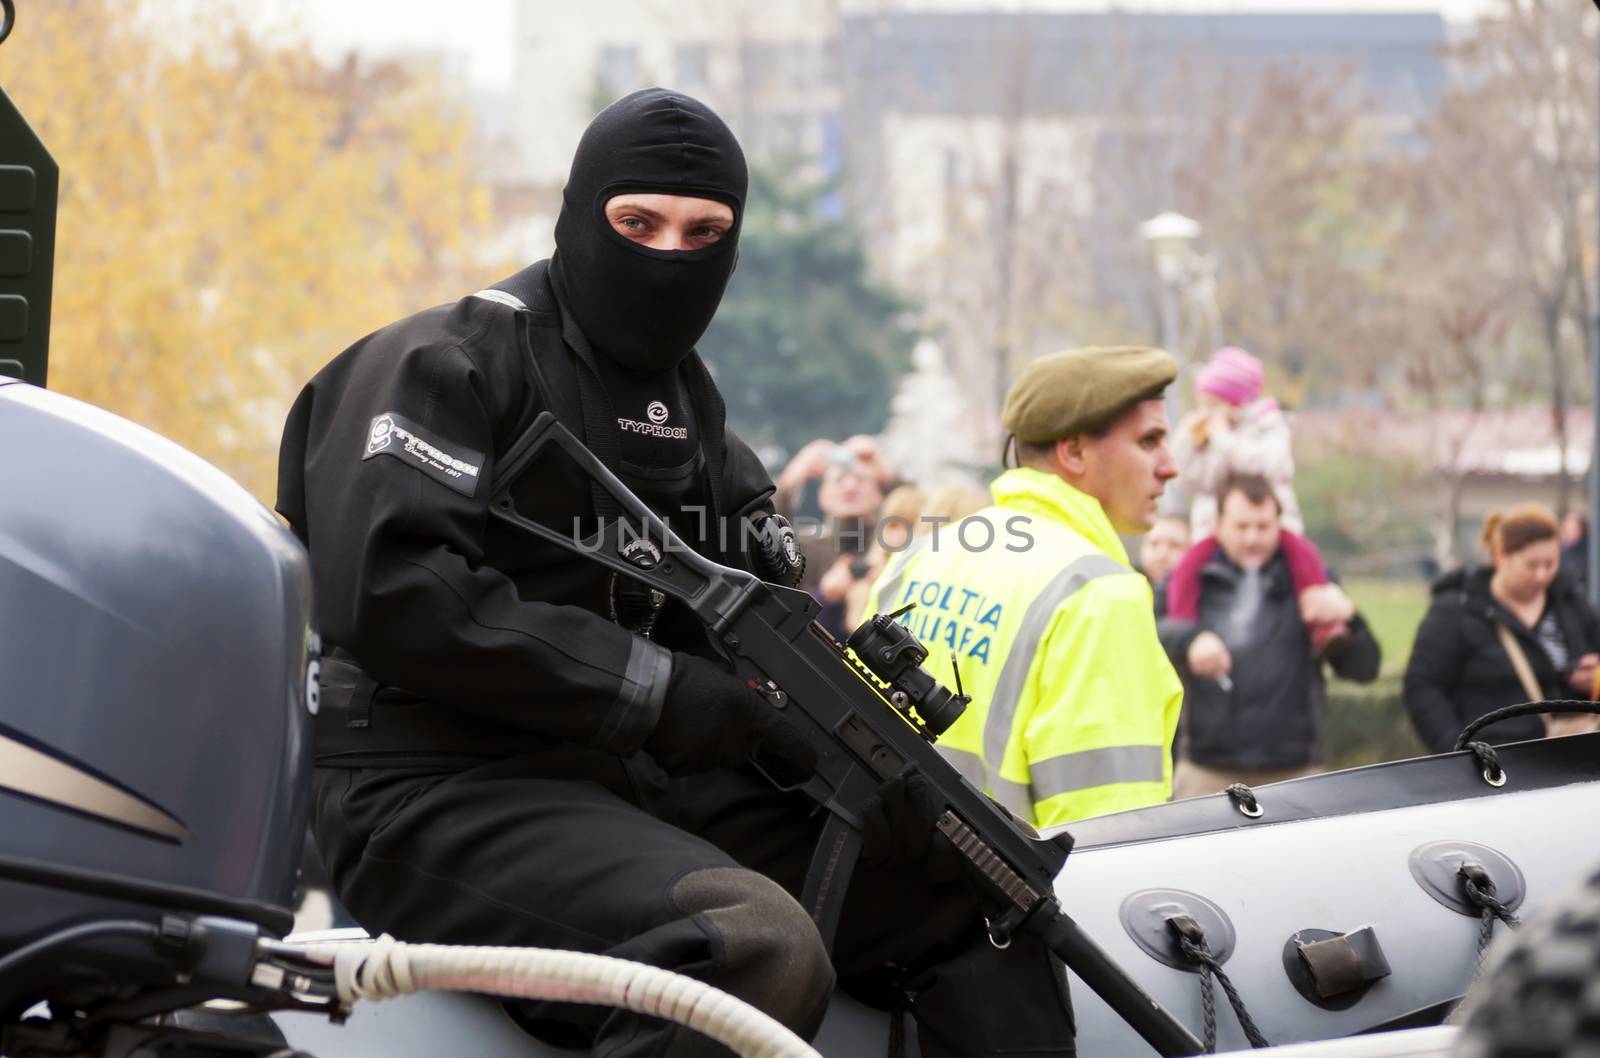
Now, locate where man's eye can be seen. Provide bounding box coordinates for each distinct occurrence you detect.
[619,217,646,231]
[693,226,725,242]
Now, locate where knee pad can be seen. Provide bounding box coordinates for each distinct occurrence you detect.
[670,866,835,1032]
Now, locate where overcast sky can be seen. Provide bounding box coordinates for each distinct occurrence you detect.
[258,0,1491,95]
[239,1,516,92]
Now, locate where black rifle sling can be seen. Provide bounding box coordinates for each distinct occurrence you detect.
[489,262,620,523]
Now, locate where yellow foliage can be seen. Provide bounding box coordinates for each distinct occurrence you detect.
[0,2,500,499]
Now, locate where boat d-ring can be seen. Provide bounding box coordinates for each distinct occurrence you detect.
[1408,841,1525,917]
[1482,765,1507,787]
[984,916,1013,950]
[1225,783,1264,818]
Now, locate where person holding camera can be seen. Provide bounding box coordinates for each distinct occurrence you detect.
[775,436,895,637]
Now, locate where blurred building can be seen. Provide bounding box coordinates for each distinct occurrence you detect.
[507,5,1444,220]
[836,10,1444,281]
[502,3,1448,441]
[510,0,843,187]
[1297,407,1596,567]
[834,9,1446,440]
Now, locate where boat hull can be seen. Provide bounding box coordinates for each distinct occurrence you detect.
[273,733,1600,1057]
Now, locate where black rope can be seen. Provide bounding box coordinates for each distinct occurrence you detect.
[1224,783,1262,817]
[1464,741,1504,784]
[1177,935,1271,1052]
[1453,699,1600,786]
[1462,875,1520,968]
[1453,699,1600,750]
[1187,937,1218,1053]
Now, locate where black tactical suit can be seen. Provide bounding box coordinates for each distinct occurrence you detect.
[277,89,1073,1058]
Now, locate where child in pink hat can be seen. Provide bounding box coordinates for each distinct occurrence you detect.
[1165,347,1348,657]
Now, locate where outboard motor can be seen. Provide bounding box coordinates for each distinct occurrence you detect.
[0,380,316,1053]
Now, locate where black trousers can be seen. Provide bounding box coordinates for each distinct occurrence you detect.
[312,747,1074,1058]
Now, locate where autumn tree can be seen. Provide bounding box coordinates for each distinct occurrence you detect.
[1425,0,1599,513]
[838,16,1408,442]
[1364,74,1522,564]
[838,15,1144,447]
[1043,44,1401,410]
[699,167,912,457]
[0,2,501,498]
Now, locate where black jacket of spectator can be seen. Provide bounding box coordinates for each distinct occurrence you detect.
[1561,534,1589,599]
[1402,566,1599,754]
[1159,548,1381,770]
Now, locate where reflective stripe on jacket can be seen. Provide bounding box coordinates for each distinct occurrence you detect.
[863,467,1183,828]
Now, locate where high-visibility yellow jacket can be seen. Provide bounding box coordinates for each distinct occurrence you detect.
[863,468,1182,829]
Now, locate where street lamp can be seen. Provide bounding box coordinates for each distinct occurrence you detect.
[1140,211,1202,287]
[1140,212,1202,442]
[1140,211,1201,359]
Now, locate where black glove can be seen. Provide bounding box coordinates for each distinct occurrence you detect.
[860,772,967,884]
[644,653,818,781]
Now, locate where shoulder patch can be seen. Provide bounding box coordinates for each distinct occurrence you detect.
[362,412,484,497]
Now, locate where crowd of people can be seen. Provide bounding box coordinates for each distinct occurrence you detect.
[781,344,1600,806]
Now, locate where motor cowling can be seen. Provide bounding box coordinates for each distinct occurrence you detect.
[0,381,314,998]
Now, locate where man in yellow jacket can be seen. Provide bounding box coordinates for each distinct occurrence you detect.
[866,346,1184,829]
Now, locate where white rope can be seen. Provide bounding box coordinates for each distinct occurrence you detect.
[293,935,822,1058]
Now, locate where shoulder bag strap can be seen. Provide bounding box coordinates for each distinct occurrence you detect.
[1494,621,1545,703]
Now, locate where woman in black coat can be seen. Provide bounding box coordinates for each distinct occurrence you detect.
[1403,505,1600,754]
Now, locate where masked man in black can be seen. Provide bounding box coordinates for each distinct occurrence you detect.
[277,89,1073,1057]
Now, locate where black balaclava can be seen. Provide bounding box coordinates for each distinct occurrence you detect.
[550,88,747,374]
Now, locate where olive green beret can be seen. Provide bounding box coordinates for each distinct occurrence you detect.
[1001,346,1177,443]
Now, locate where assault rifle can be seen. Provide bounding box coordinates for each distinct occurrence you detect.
[488,412,1203,1057]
